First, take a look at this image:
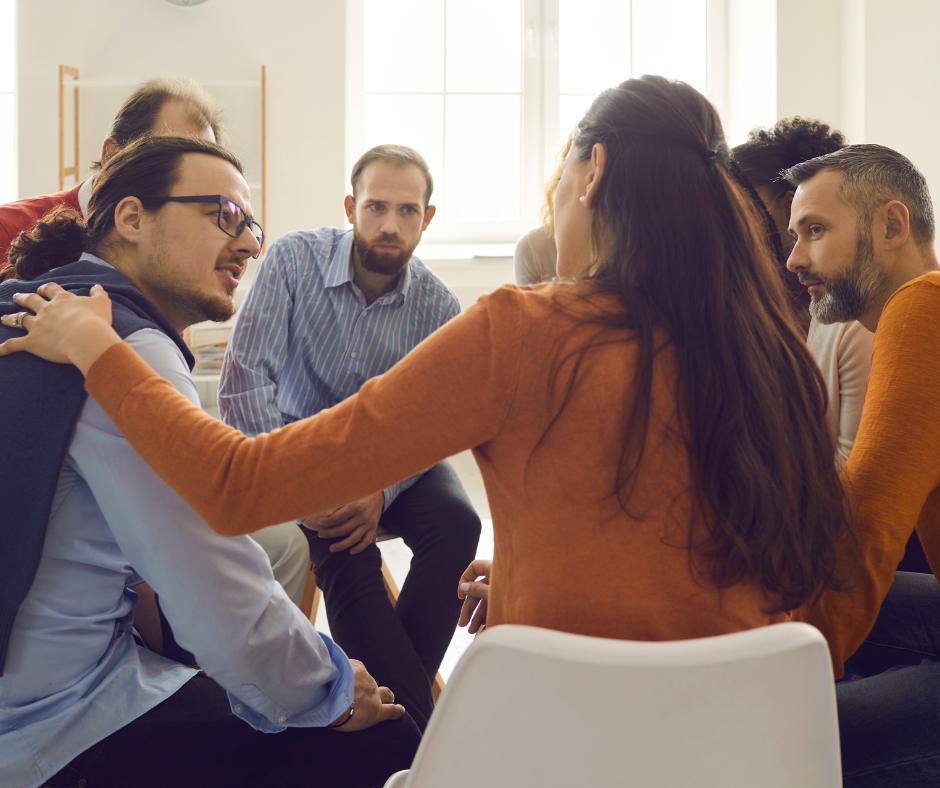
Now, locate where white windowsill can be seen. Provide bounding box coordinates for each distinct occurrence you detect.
[417,243,515,261]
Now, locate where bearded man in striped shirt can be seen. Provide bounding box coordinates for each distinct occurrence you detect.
[219,144,481,733]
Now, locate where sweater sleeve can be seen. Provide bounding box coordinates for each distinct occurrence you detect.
[792,276,940,675]
[84,286,525,536]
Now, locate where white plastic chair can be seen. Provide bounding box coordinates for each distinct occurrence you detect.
[384,622,841,788]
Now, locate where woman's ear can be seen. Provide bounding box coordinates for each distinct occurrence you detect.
[582,143,607,210]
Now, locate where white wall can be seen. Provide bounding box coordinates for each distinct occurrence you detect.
[17,0,348,243]
[862,0,940,204]
[16,0,940,273]
[724,0,777,146]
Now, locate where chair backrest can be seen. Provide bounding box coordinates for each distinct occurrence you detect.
[399,623,841,788]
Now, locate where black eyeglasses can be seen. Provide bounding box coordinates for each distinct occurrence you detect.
[152,195,265,259]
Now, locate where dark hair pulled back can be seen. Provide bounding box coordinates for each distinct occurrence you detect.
[566,76,850,612]
[2,135,243,281]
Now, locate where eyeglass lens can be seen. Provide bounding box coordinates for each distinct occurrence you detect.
[221,200,263,244]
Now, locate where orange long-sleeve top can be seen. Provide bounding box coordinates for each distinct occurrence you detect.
[792,272,940,676]
[85,282,781,641]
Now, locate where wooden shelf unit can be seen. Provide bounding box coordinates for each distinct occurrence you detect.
[58,65,267,227]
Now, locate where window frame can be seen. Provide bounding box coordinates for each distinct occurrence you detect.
[345,0,727,247]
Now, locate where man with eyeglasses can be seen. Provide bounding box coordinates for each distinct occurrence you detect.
[0,136,418,788]
[220,144,481,733]
[0,77,311,616]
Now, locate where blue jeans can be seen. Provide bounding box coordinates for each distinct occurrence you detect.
[838,571,940,787]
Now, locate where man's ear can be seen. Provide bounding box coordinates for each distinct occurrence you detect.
[344,195,356,224]
[421,204,436,231]
[100,137,121,168]
[882,200,911,250]
[782,189,795,219]
[112,196,146,245]
[582,143,607,210]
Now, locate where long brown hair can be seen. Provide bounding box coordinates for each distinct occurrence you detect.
[2,135,243,281]
[568,76,850,612]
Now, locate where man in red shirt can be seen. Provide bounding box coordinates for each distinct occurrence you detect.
[0,77,224,270]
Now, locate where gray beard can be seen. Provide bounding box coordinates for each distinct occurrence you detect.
[807,231,889,324]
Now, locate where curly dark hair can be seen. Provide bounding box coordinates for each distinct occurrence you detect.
[732,117,847,202]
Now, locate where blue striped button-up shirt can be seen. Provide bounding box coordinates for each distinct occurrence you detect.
[219,227,461,508]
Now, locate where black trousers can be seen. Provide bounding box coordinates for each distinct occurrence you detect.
[42,672,421,788]
[303,461,481,733]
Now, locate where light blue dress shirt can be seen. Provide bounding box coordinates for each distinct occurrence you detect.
[219,228,460,510]
[0,255,354,788]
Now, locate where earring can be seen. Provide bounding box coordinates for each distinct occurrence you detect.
[579,196,586,204]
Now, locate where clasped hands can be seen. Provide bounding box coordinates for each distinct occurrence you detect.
[302,491,386,554]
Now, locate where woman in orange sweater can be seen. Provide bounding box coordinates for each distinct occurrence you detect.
[2,76,849,643]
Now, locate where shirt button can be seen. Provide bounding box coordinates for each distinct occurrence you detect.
[278,715,287,723]
[350,351,357,359]
[337,386,344,393]
[361,310,367,317]
[234,704,244,714]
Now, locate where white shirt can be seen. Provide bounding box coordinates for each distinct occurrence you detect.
[806,318,875,470]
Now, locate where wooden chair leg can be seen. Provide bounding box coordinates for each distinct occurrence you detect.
[299,561,321,625]
[302,559,447,703]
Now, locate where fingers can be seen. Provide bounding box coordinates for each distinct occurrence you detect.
[0,336,26,357]
[378,686,395,704]
[348,529,376,555]
[376,702,406,722]
[458,596,477,628]
[316,505,353,528]
[457,580,490,601]
[11,291,49,312]
[329,522,373,553]
[459,597,488,633]
[469,599,488,634]
[37,282,65,299]
[458,558,493,588]
[301,511,335,531]
[0,312,30,331]
[317,514,360,539]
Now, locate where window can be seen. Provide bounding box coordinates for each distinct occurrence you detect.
[347,0,717,246]
[0,0,15,203]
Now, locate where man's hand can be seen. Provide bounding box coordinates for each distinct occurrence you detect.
[302,491,385,554]
[330,659,405,732]
[458,559,492,634]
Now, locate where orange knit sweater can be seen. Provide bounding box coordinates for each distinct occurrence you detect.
[792,272,940,676]
[85,283,781,641]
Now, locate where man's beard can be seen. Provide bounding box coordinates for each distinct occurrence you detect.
[802,230,889,324]
[144,230,236,326]
[353,228,414,277]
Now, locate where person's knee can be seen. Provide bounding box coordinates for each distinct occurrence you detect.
[304,528,383,577]
[422,494,481,561]
[249,522,311,606]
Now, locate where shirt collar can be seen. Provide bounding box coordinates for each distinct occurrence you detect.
[77,175,95,217]
[325,229,418,305]
[77,251,114,269]
[323,231,356,289]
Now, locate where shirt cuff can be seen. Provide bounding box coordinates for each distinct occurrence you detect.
[224,635,355,732]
